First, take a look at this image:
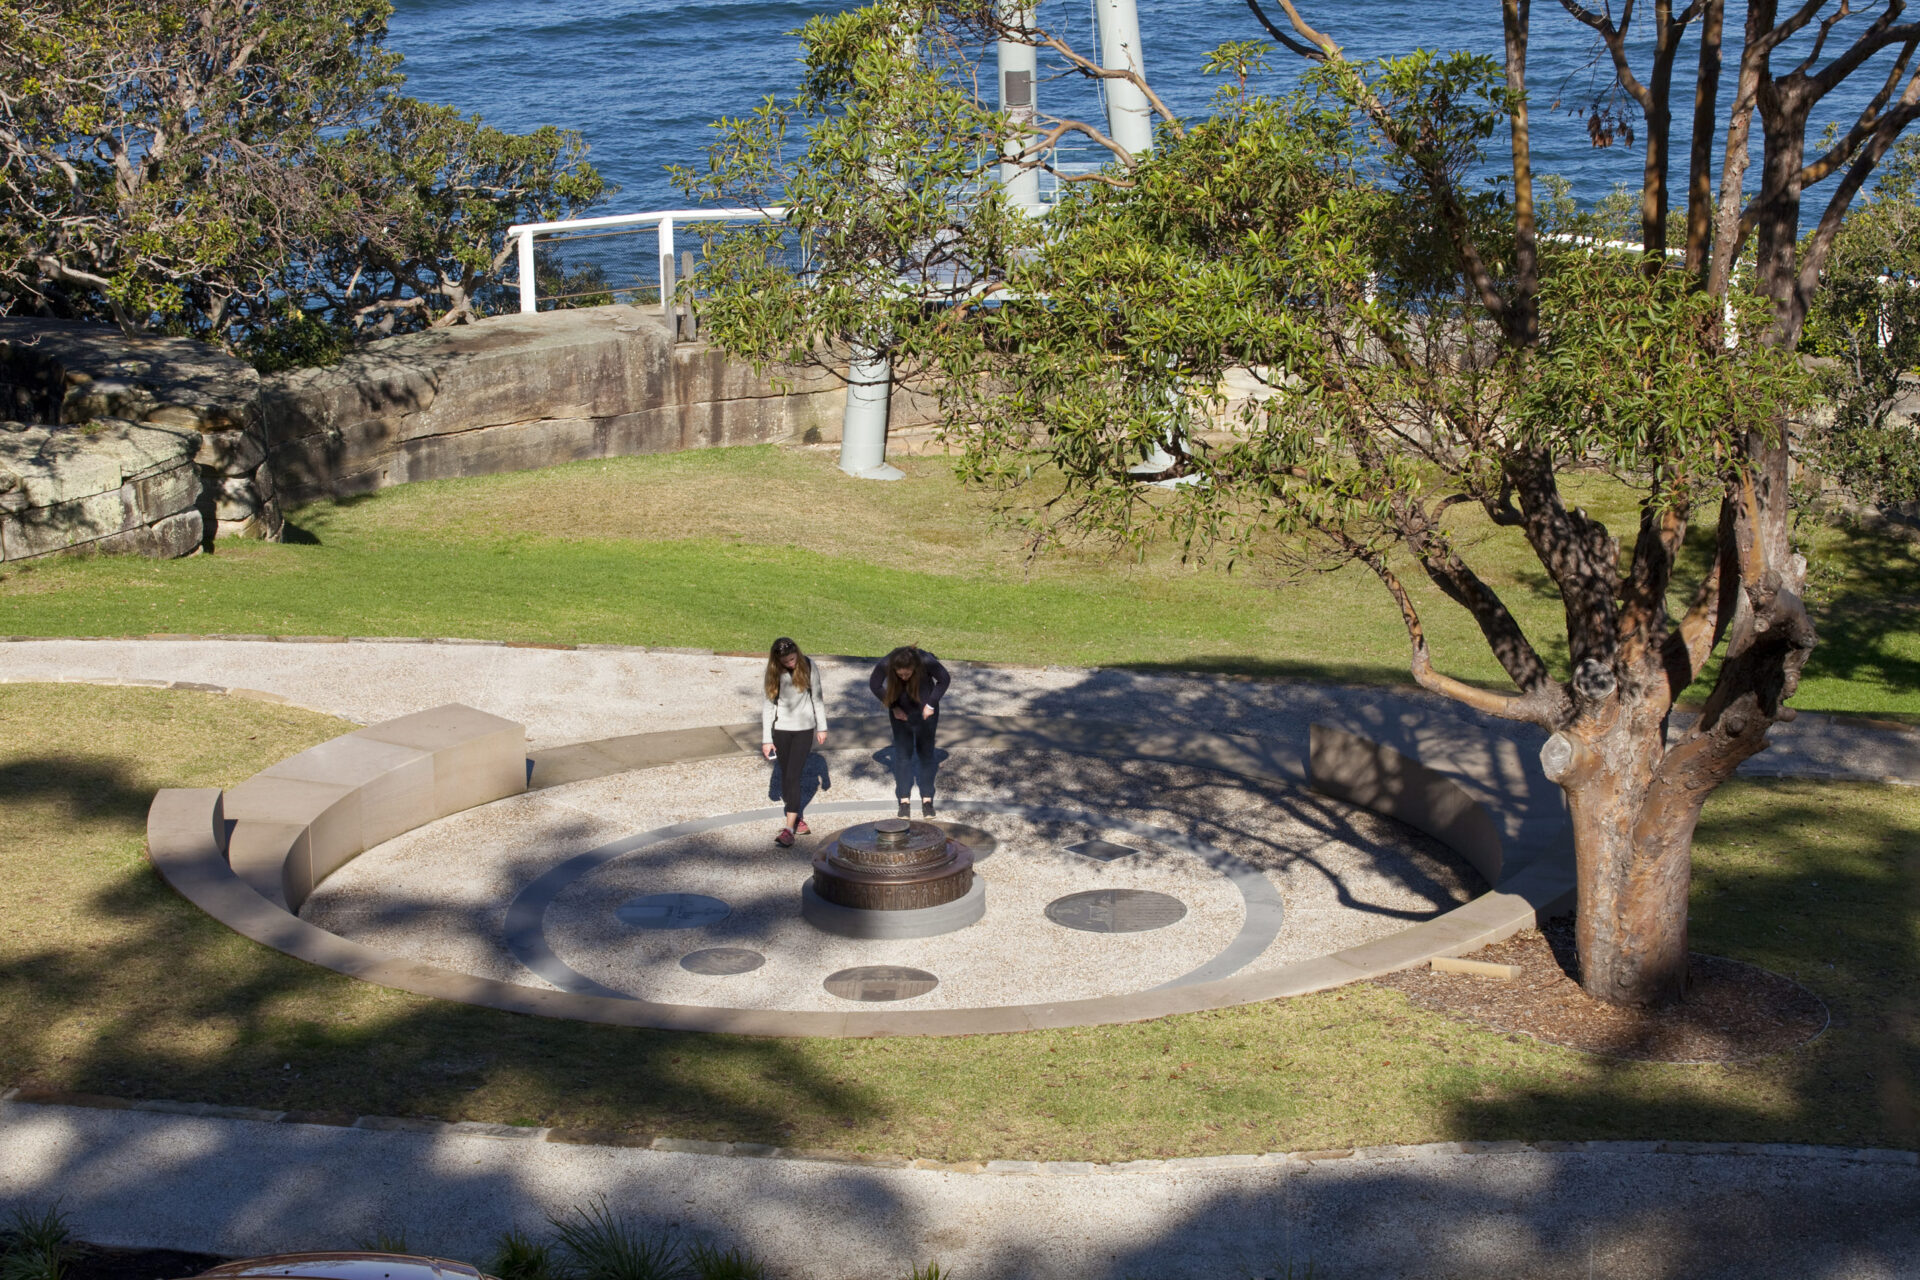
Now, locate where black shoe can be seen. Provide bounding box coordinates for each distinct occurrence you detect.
[922,799,936,818]
[897,800,911,819]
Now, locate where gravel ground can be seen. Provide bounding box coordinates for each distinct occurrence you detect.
[303,750,1480,1011]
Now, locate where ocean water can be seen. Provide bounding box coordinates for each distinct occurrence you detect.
[385,1,1888,232]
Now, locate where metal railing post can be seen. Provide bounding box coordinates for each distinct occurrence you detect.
[658,217,676,321]
[517,230,538,314]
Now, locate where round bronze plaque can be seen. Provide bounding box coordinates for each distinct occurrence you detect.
[678,947,765,975]
[614,893,730,929]
[1044,889,1187,934]
[822,965,939,1002]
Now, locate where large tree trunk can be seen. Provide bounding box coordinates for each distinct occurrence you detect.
[1542,702,1703,1006]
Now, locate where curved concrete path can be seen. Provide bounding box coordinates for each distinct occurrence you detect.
[6,635,1915,784]
[7,637,1920,1277]
[4,1090,1916,1279]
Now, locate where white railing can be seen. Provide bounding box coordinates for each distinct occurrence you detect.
[505,207,789,315]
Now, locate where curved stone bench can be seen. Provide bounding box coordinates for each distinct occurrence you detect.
[218,704,527,911]
[147,709,1574,1037]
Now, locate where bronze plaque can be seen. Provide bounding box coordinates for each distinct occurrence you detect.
[679,947,765,975]
[823,965,939,1002]
[1064,839,1139,863]
[1045,889,1187,933]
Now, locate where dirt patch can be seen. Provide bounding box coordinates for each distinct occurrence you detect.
[1374,917,1829,1062]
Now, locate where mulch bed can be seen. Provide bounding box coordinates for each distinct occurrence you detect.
[1374,917,1829,1063]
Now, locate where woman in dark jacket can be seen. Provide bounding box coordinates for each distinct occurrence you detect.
[869,644,950,818]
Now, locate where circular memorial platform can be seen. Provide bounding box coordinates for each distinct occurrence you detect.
[299,741,1484,1016]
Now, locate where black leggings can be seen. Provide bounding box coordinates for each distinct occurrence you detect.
[772,727,814,817]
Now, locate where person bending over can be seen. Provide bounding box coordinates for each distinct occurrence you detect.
[869,644,950,818]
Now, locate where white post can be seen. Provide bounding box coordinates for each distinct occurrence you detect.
[840,344,903,480]
[517,231,537,314]
[1093,0,1153,158]
[1093,0,1174,478]
[997,5,1041,212]
[658,217,676,318]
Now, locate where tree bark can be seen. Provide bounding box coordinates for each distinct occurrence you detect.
[1543,691,1701,1005]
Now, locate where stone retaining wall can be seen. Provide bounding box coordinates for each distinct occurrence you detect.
[0,319,280,562]
[263,307,930,501]
[1,307,934,560]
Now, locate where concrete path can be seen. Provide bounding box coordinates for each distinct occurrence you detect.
[6,636,1918,783]
[5,1093,1917,1280]
[6,637,1919,1278]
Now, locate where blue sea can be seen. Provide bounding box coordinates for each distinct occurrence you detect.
[386,1,1892,234]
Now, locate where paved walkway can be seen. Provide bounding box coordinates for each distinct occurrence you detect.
[6,637,1920,1278]
[5,1093,1917,1279]
[7,635,1919,782]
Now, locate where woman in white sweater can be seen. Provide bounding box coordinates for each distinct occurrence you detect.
[761,636,827,847]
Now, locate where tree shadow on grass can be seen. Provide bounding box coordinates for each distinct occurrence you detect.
[1799,519,1920,697]
[0,753,874,1145]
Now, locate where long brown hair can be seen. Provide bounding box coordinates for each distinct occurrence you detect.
[765,637,812,700]
[882,644,924,706]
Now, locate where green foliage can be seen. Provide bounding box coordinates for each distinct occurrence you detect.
[547,1198,687,1280]
[490,1228,560,1280]
[687,5,1804,700]
[673,0,1039,380]
[1801,137,1920,506]
[355,1232,411,1253]
[0,0,606,355]
[0,1206,73,1280]
[682,1243,766,1280]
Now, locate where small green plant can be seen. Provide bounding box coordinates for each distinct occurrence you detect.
[683,1242,766,1280]
[900,1265,950,1280]
[489,1228,559,1280]
[355,1231,410,1253]
[548,1197,685,1280]
[0,1205,75,1280]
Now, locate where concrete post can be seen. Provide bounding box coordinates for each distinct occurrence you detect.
[517,232,538,314]
[839,345,904,480]
[1093,0,1153,158]
[997,5,1041,212]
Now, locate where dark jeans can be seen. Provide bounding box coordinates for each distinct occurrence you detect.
[888,709,939,801]
[772,727,814,817]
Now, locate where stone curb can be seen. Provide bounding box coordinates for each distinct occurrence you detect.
[0,671,349,722]
[3,1085,1914,1174]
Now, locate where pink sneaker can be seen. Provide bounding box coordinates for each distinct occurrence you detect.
[794,818,811,835]
[775,828,795,848]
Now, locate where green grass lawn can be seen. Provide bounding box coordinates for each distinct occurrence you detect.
[3,683,1914,1159]
[3,445,1918,715]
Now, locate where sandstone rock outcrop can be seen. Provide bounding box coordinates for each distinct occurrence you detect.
[0,319,281,561]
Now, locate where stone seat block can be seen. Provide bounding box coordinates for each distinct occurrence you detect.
[146,787,227,860]
[349,704,526,817]
[214,703,526,913]
[259,734,437,856]
[226,820,311,911]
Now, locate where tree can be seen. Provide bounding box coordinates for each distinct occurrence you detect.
[1800,136,1920,506]
[0,0,605,359]
[686,0,1920,1006]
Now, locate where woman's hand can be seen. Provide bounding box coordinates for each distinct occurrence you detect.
[761,743,775,759]
[815,731,827,746]
[922,704,935,719]
[892,706,908,721]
